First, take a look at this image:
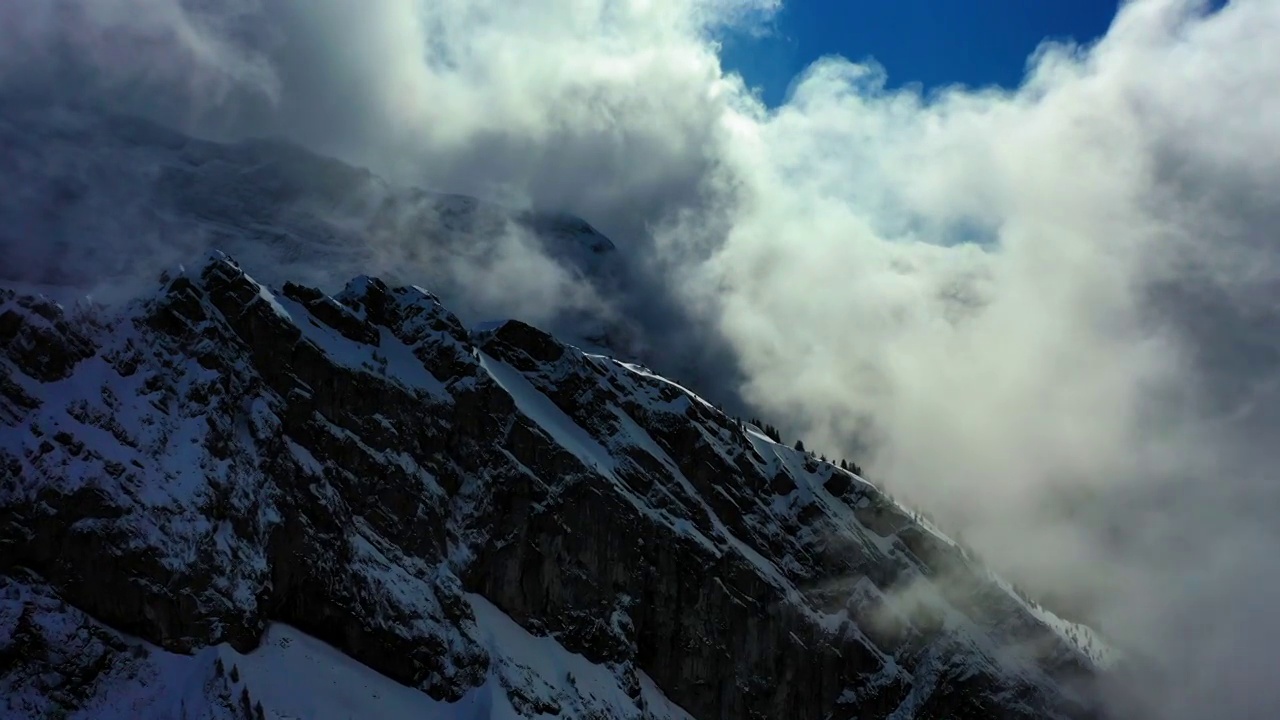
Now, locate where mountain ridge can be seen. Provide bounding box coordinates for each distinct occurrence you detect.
[1,250,1109,718]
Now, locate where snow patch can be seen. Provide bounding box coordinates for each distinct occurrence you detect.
[478,351,616,477]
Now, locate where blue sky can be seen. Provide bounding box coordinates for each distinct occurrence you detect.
[721,0,1122,106]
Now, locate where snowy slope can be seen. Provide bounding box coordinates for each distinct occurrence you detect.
[0,575,691,720]
[0,252,1110,719]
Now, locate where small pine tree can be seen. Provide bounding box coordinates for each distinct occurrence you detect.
[794,439,806,453]
[254,700,266,720]
[214,657,225,678]
[762,424,781,443]
[240,687,253,718]
[229,664,240,683]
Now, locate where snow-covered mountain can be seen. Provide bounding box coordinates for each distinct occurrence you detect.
[1,251,1111,718]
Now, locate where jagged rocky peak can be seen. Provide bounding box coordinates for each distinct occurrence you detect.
[1,253,1111,719]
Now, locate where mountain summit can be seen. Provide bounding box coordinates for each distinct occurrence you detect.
[1,251,1109,718]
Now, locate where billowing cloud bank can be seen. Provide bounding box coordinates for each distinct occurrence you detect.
[4,0,1280,715]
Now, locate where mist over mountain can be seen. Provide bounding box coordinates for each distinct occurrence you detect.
[0,100,748,416]
[3,0,1280,717]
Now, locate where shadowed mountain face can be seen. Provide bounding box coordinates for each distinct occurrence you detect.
[0,253,1108,718]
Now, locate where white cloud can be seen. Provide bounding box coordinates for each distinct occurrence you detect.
[5,0,1280,715]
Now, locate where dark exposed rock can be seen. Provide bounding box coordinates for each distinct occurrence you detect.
[823,471,853,497]
[282,280,380,346]
[0,293,100,382]
[488,319,567,365]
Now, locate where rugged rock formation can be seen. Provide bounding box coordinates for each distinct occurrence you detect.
[0,253,1110,718]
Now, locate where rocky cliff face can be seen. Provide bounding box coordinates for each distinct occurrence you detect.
[0,252,1110,719]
